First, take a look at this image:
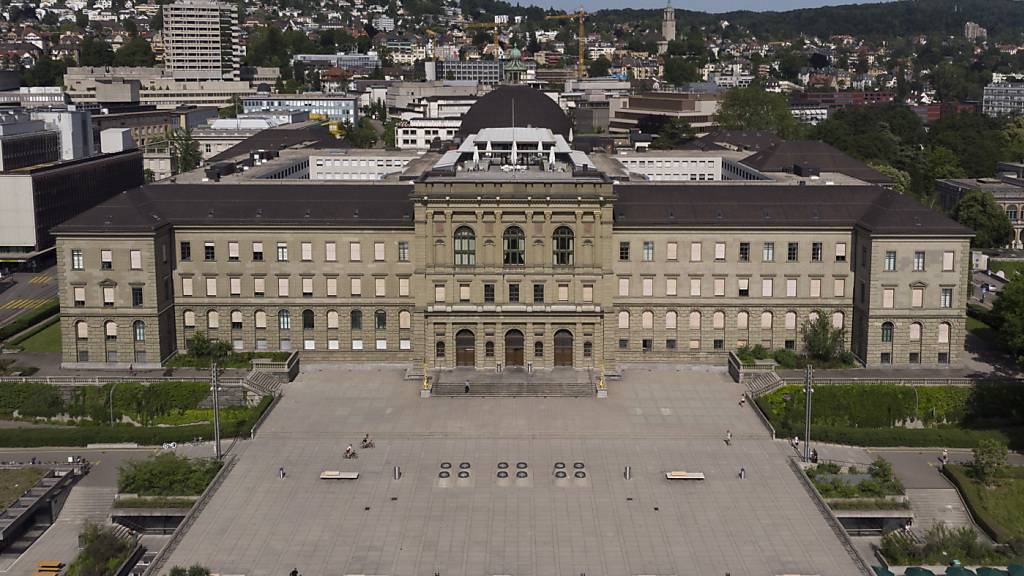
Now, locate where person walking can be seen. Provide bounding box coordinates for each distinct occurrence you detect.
[738,395,746,407]
[739,467,746,479]
[279,467,286,479]
[464,381,470,394]
[725,430,732,446]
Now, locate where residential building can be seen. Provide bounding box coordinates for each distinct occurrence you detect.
[163,0,241,81]
[425,60,502,84]
[64,67,257,109]
[608,92,721,138]
[983,82,1024,117]
[965,21,987,42]
[395,118,461,150]
[292,52,381,73]
[241,94,358,122]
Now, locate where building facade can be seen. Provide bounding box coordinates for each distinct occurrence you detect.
[163,0,241,81]
[983,82,1024,117]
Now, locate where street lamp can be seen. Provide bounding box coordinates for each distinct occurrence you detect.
[803,364,813,462]
[211,361,222,460]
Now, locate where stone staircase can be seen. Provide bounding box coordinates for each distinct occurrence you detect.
[745,372,784,397]
[242,370,283,397]
[55,485,117,526]
[905,488,986,542]
[431,381,595,397]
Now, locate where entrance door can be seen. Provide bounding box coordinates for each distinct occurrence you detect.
[455,329,475,367]
[504,329,524,367]
[554,329,573,367]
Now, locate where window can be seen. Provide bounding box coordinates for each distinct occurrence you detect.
[534,341,543,357]
[74,286,85,307]
[277,278,289,297]
[485,341,495,357]
[207,310,219,329]
[179,242,191,262]
[642,339,653,352]
[558,283,569,301]
[133,321,145,342]
[666,278,678,296]
[459,283,470,302]
[940,288,953,308]
[787,242,798,262]
[642,241,654,262]
[760,311,773,329]
[884,251,896,271]
[326,277,337,297]
[690,242,702,262]
[230,277,241,296]
[739,242,750,262]
[810,278,821,298]
[398,241,409,262]
[618,339,629,349]
[583,284,593,302]
[224,242,238,262]
[399,278,410,297]
[713,339,724,350]
[508,283,520,303]
[252,242,264,261]
[618,278,629,296]
[278,310,291,330]
[909,322,921,341]
[689,278,700,297]
[883,288,894,309]
[761,278,773,298]
[350,242,361,262]
[303,277,314,297]
[666,242,678,261]
[785,311,797,330]
[484,283,495,303]
[277,242,289,261]
[434,284,445,302]
[533,283,544,303]
[254,277,265,297]
[435,341,445,357]
[786,278,797,297]
[232,310,243,330]
[881,322,893,343]
[811,242,822,262]
[938,322,950,344]
[666,311,678,329]
[130,250,142,270]
[762,242,774,262]
[618,310,630,329]
[688,311,700,329]
[583,341,593,357]
[912,288,923,307]
[832,311,844,329]
[101,250,113,270]
[454,226,476,266]
[255,310,267,329]
[503,227,525,266]
[909,352,920,364]
[738,278,749,297]
[714,278,725,296]
[204,277,216,297]
[835,242,847,262]
[351,310,362,330]
[182,277,194,296]
[105,320,117,340]
[375,278,386,297]
[640,277,652,296]
[351,278,362,296]
[714,242,726,261]
[399,310,411,329]
[204,242,215,261]
[301,242,312,261]
[374,242,385,262]
[943,251,955,271]
[914,251,925,271]
[618,241,630,261]
[183,310,196,328]
[131,286,143,307]
[881,352,892,365]
[325,242,337,262]
[552,227,574,266]
[712,311,725,329]
[833,278,845,298]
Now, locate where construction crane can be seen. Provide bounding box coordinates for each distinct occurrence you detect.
[464,22,502,56]
[545,5,587,80]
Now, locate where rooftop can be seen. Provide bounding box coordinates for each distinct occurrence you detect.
[741,140,893,185]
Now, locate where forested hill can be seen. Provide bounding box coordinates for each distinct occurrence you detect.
[589,0,1024,42]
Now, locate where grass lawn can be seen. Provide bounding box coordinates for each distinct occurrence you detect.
[990,260,1024,280]
[0,467,46,508]
[944,464,1024,542]
[15,321,61,353]
[967,315,998,345]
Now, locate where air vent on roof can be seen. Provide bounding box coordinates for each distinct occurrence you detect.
[256,208,263,217]
[305,209,311,218]
[208,209,215,218]
[353,208,360,218]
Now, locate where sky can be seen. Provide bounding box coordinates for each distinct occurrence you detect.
[536,0,894,12]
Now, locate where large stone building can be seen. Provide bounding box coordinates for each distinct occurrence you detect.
[53,88,971,371]
[936,162,1024,249]
[163,0,241,81]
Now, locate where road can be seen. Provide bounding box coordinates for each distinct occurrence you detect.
[0,268,58,328]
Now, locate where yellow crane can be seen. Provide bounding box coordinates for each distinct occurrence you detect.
[545,5,587,80]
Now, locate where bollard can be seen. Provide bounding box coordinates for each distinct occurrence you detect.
[394,465,401,480]
[624,466,631,480]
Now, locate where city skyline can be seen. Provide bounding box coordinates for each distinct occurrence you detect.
[533,0,893,12]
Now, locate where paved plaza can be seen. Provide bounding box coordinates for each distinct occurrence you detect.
[163,365,865,576]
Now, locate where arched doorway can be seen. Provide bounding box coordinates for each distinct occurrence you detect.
[554,329,573,367]
[455,329,475,367]
[504,329,524,367]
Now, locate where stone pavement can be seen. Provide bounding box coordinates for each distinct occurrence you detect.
[163,364,866,576]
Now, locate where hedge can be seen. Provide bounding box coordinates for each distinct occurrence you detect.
[943,464,1021,544]
[0,396,272,447]
[802,425,1012,448]
[0,302,59,342]
[118,453,221,496]
[0,380,214,424]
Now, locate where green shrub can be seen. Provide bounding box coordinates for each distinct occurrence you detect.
[113,497,196,509]
[118,453,221,496]
[66,523,134,576]
[828,499,910,511]
[0,382,64,418]
[772,348,800,368]
[0,302,59,342]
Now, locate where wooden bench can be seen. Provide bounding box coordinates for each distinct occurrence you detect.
[665,471,705,480]
[36,561,63,569]
[320,470,359,480]
[35,572,61,576]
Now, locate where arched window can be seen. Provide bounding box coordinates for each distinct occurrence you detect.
[909,322,922,341]
[689,311,701,330]
[183,310,196,328]
[808,311,820,323]
[302,309,315,330]
[350,310,362,330]
[534,341,544,357]
[327,310,339,329]
[642,310,654,329]
[435,341,446,357]
[255,310,267,329]
[399,310,411,329]
[75,320,89,339]
[207,310,219,329]
[832,311,844,329]
[881,322,894,342]
[552,226,574,266]
[618,310,630,329]
[938,322,951,344]
[375,310,386,330]
[665,311,678,330]
[278,309,290,330]
[105,320,118,340]
[485,341,495,357]
[231,310,242,329]
[737,311,749,330]
[583,341,593,357]
[133,321,145,341]
[453,226,476,266]
[713,311,725,329]
[761,311,773,329]
[503,226,525,266]
[785,311,797,330]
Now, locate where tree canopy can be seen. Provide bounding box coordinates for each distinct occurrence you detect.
[991,277,1024,368]
[79,36,114,66]
[953,189,1013,249]
[113,37,155,67]
[715,86,801,139]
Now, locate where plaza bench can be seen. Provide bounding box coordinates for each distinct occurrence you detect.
[665,471,705,480]
[320,470,359,480]
[35,561,63,570]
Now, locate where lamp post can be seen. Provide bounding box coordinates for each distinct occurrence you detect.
[109,382,119,426]
[212,361,222,460]
[803,364,813,463]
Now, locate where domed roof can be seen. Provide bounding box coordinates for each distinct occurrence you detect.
[459,85,571,140]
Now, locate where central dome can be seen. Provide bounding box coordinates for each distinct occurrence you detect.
[459,85,571,140]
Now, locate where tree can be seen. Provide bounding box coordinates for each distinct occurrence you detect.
[953,189,1013,249]
[991,277,1024,366]
[343,118,378,148]
[587,55,611,78]
[75,10,89,29]
[716,86,801,139]
[79,36,114,66]
[801,313,846,362]
[1006,116,1024,162]
[167,129,201,174]
[151,5,163,30]
[21,55,68,87]
[662,56,699,85]
[867,162,911,196]
[650,118,695,149]
[972,438,1008,485]
[113,37,155,67]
